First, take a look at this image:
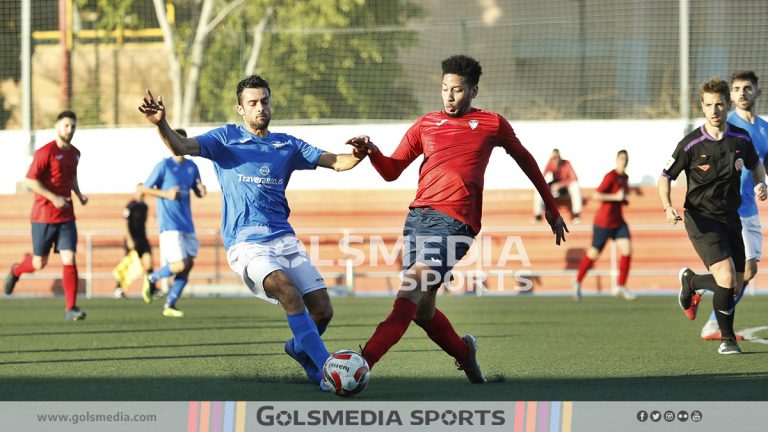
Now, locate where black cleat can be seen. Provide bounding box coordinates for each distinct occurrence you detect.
[65,306,87,321]
[4,264,19,295]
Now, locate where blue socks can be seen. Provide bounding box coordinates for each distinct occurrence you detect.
[149,265,174,283]
[165,277,188,308]
[287,309,330,374]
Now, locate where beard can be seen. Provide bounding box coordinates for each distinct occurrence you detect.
[248,116,271,131]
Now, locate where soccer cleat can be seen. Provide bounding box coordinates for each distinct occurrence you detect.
[64,306,87,321]
[4,263,19,295]
[717,338,742,355]
[571,280,582,302]
[701,321,745,341]
[112,287,127,299]
[162,306,184,318]
[456,334,487,384]
[142,274,154,304]
[612,285,636,301]
[678,267,700,320]
[284,339,321,384]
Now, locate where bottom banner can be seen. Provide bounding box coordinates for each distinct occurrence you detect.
[1,401,765,432]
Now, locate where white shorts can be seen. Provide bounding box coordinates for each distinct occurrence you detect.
[227,235,326,304]
[741,215,762,261]
[159,231,199,264]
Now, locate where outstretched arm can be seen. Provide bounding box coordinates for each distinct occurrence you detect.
[346,135,417,181]
[317,148,366,172]
[138,89,200,156]
[137,183,178,201]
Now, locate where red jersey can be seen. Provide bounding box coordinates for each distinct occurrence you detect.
[543,159,578,187]
[369,108,558,233]
[593,169,629,228]
[26,140,80,223]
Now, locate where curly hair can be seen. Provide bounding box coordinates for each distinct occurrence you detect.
[441,55,483,87]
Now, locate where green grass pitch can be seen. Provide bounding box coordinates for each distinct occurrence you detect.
[1,295,767,401]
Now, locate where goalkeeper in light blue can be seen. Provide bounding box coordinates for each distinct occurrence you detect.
[138,75,368,390]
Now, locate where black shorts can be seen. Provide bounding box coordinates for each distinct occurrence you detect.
[591,223,630,251]
[684,210,745,273]
[124,237,152,256]
[402,207,475,288]
[32,221,77,256]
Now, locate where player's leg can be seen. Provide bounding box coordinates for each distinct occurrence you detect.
[163,232,198,316]
[709,258,741,354]
[112,241,132,298]
[678,212,727,320]
[573,225,608,301]
[58,221,85,321]
[280,238,334,382]
[4,223,53,295]
[613,225,635,300]
[702,215,760,339]
[567,182,583,222]
[362,208,473,371]
[263,269,330,385]
[145,231,181,303]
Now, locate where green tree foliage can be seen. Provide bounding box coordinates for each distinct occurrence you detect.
[198,0,423,124]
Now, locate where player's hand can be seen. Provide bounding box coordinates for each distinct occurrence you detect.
[138,89,166,125]
[346,135,378,158]
[126,238,135,251]
[51,195,71,209]
[754,182,767,201]
[195,179,207,198]
[165,186,180,200]
[545,211,568,245]
[78,194,88,206]
[664,206,682,224]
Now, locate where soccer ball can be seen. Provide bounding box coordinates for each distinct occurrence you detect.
[322,350,370,396]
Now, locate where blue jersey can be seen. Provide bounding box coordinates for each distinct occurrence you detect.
[728,111,768,217]
[196,124,324,249]
[144,157,201,233]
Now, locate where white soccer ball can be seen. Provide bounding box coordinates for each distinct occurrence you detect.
[322,350,370,396]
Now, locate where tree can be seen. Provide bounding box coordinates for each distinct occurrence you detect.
[197,0,423,123]
[151,0,246,126]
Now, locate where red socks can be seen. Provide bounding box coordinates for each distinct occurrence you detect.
[361,297,417,369]
[576,255,594,283]
[417,308,469,365]
[13,254,35,277]
[618,255,631,286]
[63,265,78,311]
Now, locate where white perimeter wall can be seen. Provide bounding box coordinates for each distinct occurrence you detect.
[0,120,693,194]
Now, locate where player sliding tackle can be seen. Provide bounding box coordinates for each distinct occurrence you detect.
[138,75,368,391]
[348,55,567,383]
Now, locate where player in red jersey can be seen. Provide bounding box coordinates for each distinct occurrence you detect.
[349,55,567,383]
[4,111,89,321]
[571,150,636,302]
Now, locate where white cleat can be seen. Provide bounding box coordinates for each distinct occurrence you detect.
[612,285,636,301]
[572,280,582,302]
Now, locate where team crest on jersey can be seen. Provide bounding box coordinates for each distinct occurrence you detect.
[260,166,270,175]
[735,158,744,171]
[469,120,479,130]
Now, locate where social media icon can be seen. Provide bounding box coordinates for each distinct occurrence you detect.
[691,411,702,422]
[650,411,661,422]
[664,411,675,422]
[637,411,648,422]
[678,411,689,422]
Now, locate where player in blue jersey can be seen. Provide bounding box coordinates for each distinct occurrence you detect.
[138,129,207,318]
[680,71,768,340]
[138,75,367,390]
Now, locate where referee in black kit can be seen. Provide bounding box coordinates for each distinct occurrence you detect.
[658,77,767,355]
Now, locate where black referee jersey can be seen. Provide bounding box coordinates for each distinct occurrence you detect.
[662,123,759,219]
